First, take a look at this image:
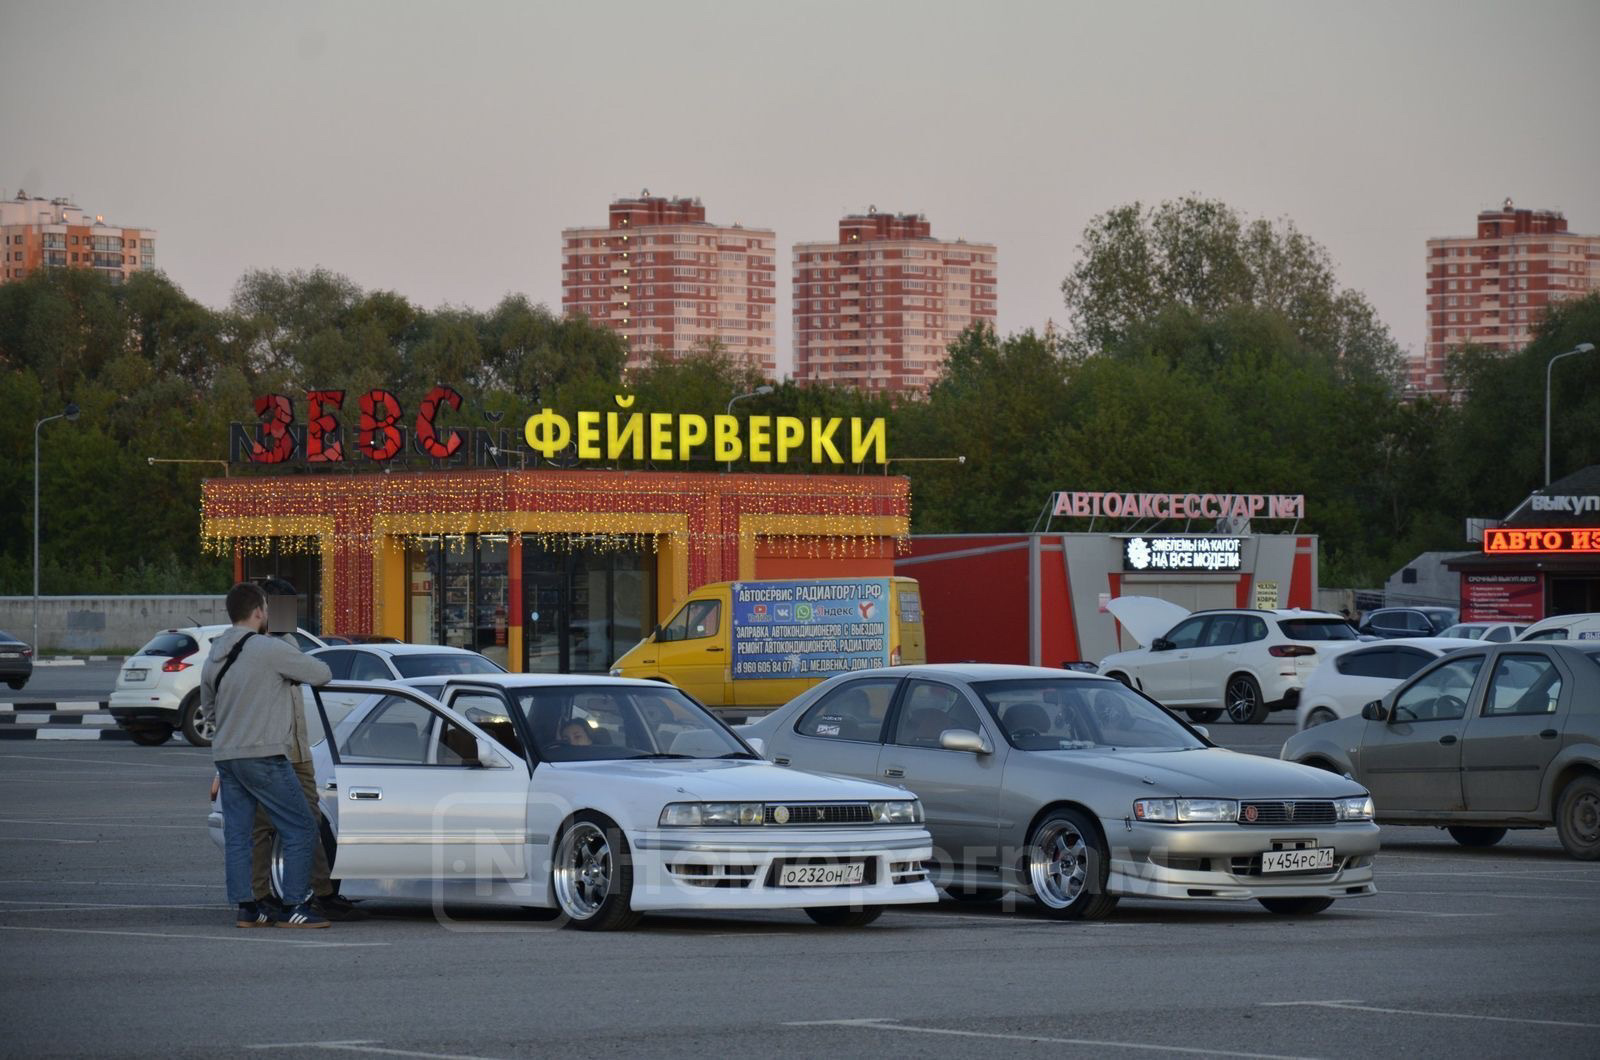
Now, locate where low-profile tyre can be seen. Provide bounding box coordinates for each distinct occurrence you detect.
[127,727,172,746]
[1305,708,1338,728]
[1224,674,1268,724]
[946,886,1007,904]
[1024,808,1119,921]
[553,812,641,931]
[1447,825,1508,848]
[1259,896,1334,916]
[1186,709,1222,724]
[805,905,884,927]
[180,694,214,748]
[6,678,23,690]
[1555,775,1600,861]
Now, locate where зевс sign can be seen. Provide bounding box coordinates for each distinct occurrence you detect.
[1052,491,1305,521]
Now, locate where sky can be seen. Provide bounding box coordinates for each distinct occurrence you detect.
[4,0,1599,376]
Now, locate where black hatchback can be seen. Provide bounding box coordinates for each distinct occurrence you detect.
[0,631,35,690]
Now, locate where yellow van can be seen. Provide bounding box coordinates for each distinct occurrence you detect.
[609,576,925,712]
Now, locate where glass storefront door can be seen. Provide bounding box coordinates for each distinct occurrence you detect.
[521,538,655,674]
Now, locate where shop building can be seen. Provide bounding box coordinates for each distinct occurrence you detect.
[1446,466,1600,622]
[202,468,908,674]
[897,491,1317,667]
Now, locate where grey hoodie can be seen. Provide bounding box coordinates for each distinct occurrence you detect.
[202,626,332,763]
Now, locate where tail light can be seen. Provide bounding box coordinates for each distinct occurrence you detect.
[1268,645,1316,658]
[162,653,195,673]
[21,648,32,658]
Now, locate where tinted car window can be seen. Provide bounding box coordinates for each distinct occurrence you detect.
[1279,619,1359,641]
[1485,627,1512,642]
[657,600,722,643]
[1524,629,1567,642]
[975,679,1204,752]
[1164,617,1207,649]
[1393,656,1483,722]
[1240,616,1268,643]
[891,681,984,747]
[513,685,745,761]
[336,695,474,766]
[1336,648,1393,679]
[1483,654,1562,717]
[795,678,898,742]
[1201,615,1242,647]
[1389,647,1436,680]
[391,653,504,678]
[318,650,355,680]
[139,632,199,658]
[350,651,392,680]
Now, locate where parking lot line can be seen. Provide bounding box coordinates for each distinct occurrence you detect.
[0,898,219,912]
[0,836,95,844]
[1259,1000,1600,1029]
[781,1018,1320,1059]
[247,1040,507,1059]
[0,816,201,830]
[0,924,388,949]
[0,752,211,770]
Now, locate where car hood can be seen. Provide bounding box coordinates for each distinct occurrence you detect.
[1023,747,1366,800]
[1104,596,1190,648]
[546,759,909,802]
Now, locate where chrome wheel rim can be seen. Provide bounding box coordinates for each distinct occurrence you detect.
[1226,679,1258,722]
[196,710,217,742]
[1569,792,1600,846]
[1029,823,1088,908]
[554,823,612,920]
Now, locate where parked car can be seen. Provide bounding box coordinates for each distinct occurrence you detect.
[740,664,1379,918]
[1294,637,1482,729]
[1438,622,1529,643]
[1516,613,1600,642]
[208,675,938,929]
[1098,598,1363,724]
[1281,642,1600,859]
[0,630,34,690]
[109,625,326,747]
[310,643,507,728]
[1357,607,1458,639]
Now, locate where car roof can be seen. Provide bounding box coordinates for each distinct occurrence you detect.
[1345,636,1484,650]
[1189,608,1343,619]
[434,673,677,691]
[827,663,1113,684]
[315,643,486,657]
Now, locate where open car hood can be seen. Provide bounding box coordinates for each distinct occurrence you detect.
[1105,596,1190,648]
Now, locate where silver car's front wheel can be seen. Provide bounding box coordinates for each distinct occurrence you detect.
[552,813,640,930]
[1025,809,1117,920]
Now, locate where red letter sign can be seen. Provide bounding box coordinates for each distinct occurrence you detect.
[415,385,465,460]
[251,394,295,464]
[358,389,403,461]
[305,389,345,462]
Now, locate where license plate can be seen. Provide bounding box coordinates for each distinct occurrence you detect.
[0,652,19,658]
[776,862,865,887]
[1261,847,1335,873]
[124,669,147,681]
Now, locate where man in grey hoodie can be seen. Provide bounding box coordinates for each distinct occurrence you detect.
[203,582,334,928]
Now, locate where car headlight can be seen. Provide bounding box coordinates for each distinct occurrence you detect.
[869,800,923,825]
[1336,795,1375,821]
[658,802,765,827]
[1133,798,1239,823]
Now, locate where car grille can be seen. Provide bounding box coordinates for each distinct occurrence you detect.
[1238,800,1338,826]
[764,802,874,826]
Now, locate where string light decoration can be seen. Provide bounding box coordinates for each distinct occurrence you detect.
[201,469,911,634]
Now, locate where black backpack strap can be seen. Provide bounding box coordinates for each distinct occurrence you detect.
[214,632,257,694]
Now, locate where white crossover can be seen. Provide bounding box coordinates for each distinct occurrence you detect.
[208,674,936,929]
[1293,636,1481,729]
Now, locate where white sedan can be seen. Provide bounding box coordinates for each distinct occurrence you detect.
[1293,636,1481,728]
[209,674,936,930]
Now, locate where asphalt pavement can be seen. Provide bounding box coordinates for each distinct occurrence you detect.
[2,731,1597,1059]
[1,660,123,703]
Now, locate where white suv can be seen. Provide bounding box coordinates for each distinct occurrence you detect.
[1098,599,1363,724]
[1516,613,1600,642]
[109,625,327,747]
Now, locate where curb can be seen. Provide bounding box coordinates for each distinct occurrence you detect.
[0,713,116,726]
[0,726,133,741]
[35,656,122,666]
[0,701,110,712]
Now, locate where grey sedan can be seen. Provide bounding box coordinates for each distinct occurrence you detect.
[1282,642,1600,860]
[740,664,1379,919]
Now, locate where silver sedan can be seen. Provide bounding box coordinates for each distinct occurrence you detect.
[740,664,1380,919]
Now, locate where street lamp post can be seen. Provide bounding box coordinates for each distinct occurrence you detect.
[34,403,80,653]
[1544,342,1596,486]
[725,385,774,471]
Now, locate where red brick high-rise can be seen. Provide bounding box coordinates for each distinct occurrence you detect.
[1417,199,1600,393]
[793,210,996,392]
[561,194,777,375]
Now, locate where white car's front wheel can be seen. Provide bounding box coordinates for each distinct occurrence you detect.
[1304,707,1338,728]
[553,812,641,931]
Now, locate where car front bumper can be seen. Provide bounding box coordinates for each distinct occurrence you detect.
[1103,818,1380,901]
[627,826,937,911]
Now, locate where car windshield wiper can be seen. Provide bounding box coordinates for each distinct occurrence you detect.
[629,752,694,760]
[716,751,761,759]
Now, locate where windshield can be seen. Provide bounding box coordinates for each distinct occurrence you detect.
[512,685,749,762]
[1441,624,1486,640]
[392,653,505,678]
[972,679,1204,752]
[1278,619,1359,641]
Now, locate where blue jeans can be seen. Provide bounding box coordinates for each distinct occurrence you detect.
[217,756,316,905]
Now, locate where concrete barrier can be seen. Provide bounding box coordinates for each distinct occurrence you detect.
[0,595,227,653]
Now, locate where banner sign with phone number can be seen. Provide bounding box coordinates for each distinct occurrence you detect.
[730,579,890,680]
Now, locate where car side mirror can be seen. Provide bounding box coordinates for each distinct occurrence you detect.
[940,729,993,755]
[1192,725,1210,740]
[1152,637,1175,652]
[474,735,508,768]
[744,736,766,758]
[1360,700,1389,722]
